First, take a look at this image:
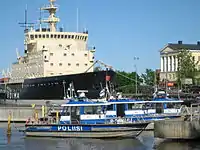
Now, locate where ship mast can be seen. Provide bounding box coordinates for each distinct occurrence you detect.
[41,0,60,32]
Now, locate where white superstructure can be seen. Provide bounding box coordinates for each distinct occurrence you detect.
[9,0,95,83]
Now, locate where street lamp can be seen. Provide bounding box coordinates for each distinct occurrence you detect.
[163,52,168,94]
[134,57,139,95]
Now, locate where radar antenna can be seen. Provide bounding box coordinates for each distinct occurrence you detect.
[18,5,34,33]
[40,0,60,32]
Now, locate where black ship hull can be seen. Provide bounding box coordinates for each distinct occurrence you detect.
[0,70,116,100]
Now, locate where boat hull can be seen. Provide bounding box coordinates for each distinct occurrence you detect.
[25,123,148,138]
[1,70,116,100]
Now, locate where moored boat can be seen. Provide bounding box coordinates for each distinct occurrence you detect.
[24,99,149,138]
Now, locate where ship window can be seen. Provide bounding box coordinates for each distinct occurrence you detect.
[51,34,53,38]
[35,35,38,38]
[65,35,67,38]
[59,44,62,47]
[107,104,114,111]
[54,34,57,38]
[85,64,88,66]
[76,63,79,66]
[72,53,75,56]
[61,35,64,38]
[44,56,47,59]
[68,35,71,39]
[42,34,45,38]
[59,63,62,66]
[39,34,42,38]
[58,35,60,38]
[84,53,87,57]
[72,35,74,39]
[30,35,34,40]
[50,63,53,66]
[64,53,67,56]
[50,53,53,56]
[75,35,77,39]
[50,73,54,75]
[68,63,71,66]
[84,36,87,41]
[46,34,49,38]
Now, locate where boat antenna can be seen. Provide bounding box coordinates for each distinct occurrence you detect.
[76,8,79,32]
[39,7,42,31]
[18,5,34,33]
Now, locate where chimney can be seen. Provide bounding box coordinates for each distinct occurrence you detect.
[197,41,200,45]
[178,41,182,44]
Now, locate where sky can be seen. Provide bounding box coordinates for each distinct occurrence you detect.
[1,0,200,75]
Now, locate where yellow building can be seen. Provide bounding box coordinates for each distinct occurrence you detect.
[160,41,200,83]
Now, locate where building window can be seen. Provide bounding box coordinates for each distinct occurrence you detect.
[173,74,176,79]
[59,63,62,66]
[76,63,79,66]
[198,56,200,61]
[50,53,53,56]
[30,35,34,40]
[50,63,53,66]
[64,53,67,56]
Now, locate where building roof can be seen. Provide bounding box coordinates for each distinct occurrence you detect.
[167,41,200,50]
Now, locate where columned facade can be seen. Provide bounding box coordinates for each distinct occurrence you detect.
[161,55,178,72]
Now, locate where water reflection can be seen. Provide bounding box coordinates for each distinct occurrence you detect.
[24,137,147,150]
[155,140,200,150]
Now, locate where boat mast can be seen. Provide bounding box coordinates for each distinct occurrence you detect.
[41,0,60,32]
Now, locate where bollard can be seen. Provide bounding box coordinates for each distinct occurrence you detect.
[35,110,38,123]
[56,111,59,123]
[44,105,48,117]
[42,106,45,118]
[7,112,11,135]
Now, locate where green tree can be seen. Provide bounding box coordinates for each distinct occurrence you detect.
[141,69,155,86]
[115,71,142,93]
[94,66,102,72]
[176,49,198,85]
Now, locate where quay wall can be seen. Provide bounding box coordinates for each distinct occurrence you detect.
[0,106,43,122]
[154,120,200,139]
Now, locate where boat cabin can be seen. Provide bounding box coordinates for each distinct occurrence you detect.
[60,100,110,124]
[106,98,183,118]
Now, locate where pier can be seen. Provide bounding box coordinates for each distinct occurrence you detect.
[154,103,200,140]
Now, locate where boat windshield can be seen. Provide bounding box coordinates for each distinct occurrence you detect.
[84,105,104,114]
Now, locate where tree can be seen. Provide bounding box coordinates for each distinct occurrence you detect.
[141,69,155,86]
[176,49,198,85]
[94,66,102,72]
[115,71,142,93]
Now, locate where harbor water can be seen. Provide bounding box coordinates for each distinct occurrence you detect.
[0,124,199,150]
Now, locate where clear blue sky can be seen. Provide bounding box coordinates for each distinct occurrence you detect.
[1,0,200,75]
